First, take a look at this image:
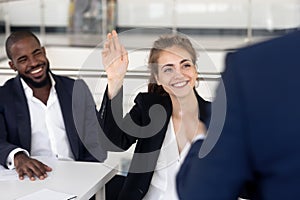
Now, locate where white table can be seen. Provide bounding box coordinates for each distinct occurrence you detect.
[0,159,118,200]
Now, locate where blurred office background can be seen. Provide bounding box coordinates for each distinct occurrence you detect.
[1,0,300,176]
[1,0,299,102]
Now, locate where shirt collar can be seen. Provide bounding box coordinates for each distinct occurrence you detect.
[20,73,56,98]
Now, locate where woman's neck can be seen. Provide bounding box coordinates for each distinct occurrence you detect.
[170,91,199,120]
[170,91,200,153]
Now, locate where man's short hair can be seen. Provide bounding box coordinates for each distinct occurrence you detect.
[5,31,41,60]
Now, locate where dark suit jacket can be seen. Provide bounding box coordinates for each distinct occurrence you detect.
[0,73,106,167]
[177,30,300,199]
[99,87,211,200]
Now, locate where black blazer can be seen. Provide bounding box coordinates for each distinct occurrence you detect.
[0,73,106,167]
[99,87,211,200]
[176,30,300,200]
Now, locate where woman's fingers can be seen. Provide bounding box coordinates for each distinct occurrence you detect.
[104,31,121,53]
[102,30,128,73]
[112,30,121,51]
[105,30,121,52]
[107,33,115,52]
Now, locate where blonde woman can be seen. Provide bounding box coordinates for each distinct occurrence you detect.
[100,30,210,200]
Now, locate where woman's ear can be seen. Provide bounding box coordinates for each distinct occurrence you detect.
[9,61,17,71]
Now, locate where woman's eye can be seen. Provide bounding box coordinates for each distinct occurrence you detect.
[163,68,173,73]
[183,64,191,68]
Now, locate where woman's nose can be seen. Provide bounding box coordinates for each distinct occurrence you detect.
[174,67,185,77]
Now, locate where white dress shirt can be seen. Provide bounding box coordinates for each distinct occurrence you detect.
[6,74,74,169]
[143,117,205,200]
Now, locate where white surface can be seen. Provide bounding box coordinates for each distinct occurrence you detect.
[0,166,19,181]
[0,156,56,181]
[16,188,76,200]
[0,159,118,200]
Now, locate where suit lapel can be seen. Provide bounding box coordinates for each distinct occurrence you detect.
[127,95,173,197]
[13,77,32,151]
[53,75,79,159]
[153,95,172,149]
[141,95,172,152]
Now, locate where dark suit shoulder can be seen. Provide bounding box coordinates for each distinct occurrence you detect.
[135,91,211,124]
[0,77,20,100]
[52,74,75,84]
[134,92,171,108]
[196,92,211,106]
[1,77,18,88]
[51,74,77,95]
[135,92,170,101]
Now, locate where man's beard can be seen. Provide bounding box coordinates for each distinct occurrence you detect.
[20,64,51,88]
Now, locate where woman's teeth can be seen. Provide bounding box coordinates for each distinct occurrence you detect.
[172,81,188,87]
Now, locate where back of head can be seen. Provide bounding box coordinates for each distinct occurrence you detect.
[5,31,40,60]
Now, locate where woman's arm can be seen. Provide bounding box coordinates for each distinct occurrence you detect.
[102,30,129,99]
[100,30,138,151]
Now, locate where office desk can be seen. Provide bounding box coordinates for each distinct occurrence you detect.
[0,159,118,200]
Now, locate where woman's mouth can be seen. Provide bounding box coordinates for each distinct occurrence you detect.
[171,81,189,88]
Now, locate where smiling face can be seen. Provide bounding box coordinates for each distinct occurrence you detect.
[8,36,50,88]
[155,45,198,98]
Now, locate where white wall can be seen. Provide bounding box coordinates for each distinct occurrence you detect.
[118,0,300,29]
[1,0,299,29]
[0,0,70,27]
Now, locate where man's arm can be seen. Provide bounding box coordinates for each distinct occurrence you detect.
[72,79,107,162]
[0,111,52,180]
[176,52,253,199]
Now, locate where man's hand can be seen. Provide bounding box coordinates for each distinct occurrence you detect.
[14,152,52,181]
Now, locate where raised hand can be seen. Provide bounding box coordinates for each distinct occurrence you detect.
[14,152,52,181]
[102,30,129,99]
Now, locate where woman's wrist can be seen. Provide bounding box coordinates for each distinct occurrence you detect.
[107,79,123,99]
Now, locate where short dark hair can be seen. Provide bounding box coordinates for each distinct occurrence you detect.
[5,31,41,60]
